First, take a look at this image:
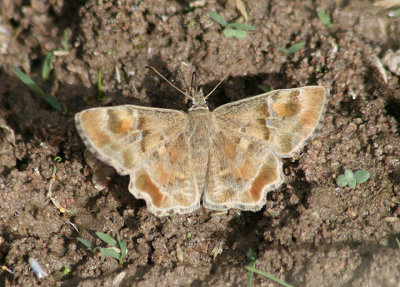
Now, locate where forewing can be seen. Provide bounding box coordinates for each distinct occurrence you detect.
[213,86,327,157]
[75,105,188,175]
[76,105,200,216]
[203,130,283,211]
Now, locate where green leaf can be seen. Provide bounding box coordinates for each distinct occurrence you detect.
[43,94,63,112]
[97,69,104,101]
[224,28,246,39]
[226,22,256,31]
[119,240,127,259]
[245,266,293,287]
[62,30,69,51]
[116,233,127,261]
[208,11,227,26]
[100,248,121,260]
[317,10,333,28]
[286,42,305,54]
[13,66,46,97]
[42,51,54,81]
[276,47,288,53]
[223,28,235,38]
[13,66,63,112]
[348,177,357,189]
[336,174,348,187]
[77,238,93,250]
[354,170,370,184]
[396,238,400,249]
[96,232,117,247]
[344,169,354,181]
[257,85,270,93]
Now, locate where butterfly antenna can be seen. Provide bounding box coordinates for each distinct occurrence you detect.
[191,71,198,94]
[177,68,191,94]
[145,66,189,98]
[204,58,243,99]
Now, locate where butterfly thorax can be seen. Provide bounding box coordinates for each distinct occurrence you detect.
[189,88,209,111]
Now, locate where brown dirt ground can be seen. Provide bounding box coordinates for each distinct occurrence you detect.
[1,0,400,286]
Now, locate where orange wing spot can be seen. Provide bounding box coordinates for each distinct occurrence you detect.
[223,144,236,162]
[300,110,318,127]
[233,157,254,181]
[135,169,163,207]
[114,118,135,133]
[272,101,299,117]
[250,164,278,201]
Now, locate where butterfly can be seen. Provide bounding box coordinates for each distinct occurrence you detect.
[75,70,327,217]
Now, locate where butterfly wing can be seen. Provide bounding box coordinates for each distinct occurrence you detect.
[75,105,200,216]
[204,86,326,210]
[203,130,283,211]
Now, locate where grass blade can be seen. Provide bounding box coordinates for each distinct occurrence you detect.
[245,266,293,287]
[97,69,104,101]
[257,85,270,93]
[62,30,69,51]
[13,66,62,112]
[42,51,54,80]
[96,232,117,247]
[13,66,46,97]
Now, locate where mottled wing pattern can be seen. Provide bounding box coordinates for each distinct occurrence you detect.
[204,86,326,209]
[203,130,283,211]
[75,105,200,216]
[214,87,327,157]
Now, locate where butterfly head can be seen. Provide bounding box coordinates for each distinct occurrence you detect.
[188,87,208,110]
[187,72,209,111]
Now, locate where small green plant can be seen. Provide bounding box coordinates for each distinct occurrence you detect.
[208,11,256,39]
[42,51,54,81]
[276,42,305,54]
[336,169,370,188]
[317,10,333,28]
[245,248,292,287]
[396,238,400,249]
[97,69,105,101]
[77,232,127,264]
[13,66,64,113]
[62,267,71,275]
[62,30,69,51]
